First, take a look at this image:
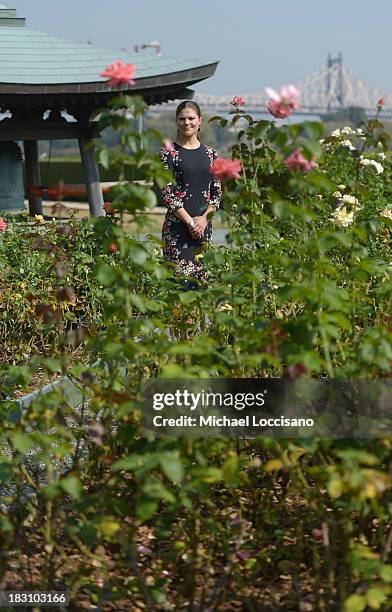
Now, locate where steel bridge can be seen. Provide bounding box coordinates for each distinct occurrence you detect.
[150,54,392,118]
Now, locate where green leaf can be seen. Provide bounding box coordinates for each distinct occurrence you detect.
[0,516,13,534]
[98,148,110,170]
[143,480,176,503]
[160,454,184,484]
[190,467,223,484]
[302,121,324,141]
[43,482,62,499]
[268,127,288,148]
[179,291,199,305]
[145,299,161,312]
[222,455,240,486]
[379,565,392,582]
[100,520,120,539]
[96,264,117,286]
[271,200,291,220]
[252,120,271,138]
[112,456,140,471]
[61,476,82,500]
[343,594,366,612]
[160,364,190,378]
[0,462,12,484]
[328,474,344,499]
[151,588,167,604]
[127,243,148,265]
[13,432,34,454]
[136,498,158,522]
[43,357,62,373]
[337,450,379,466]
[302,141,322,159]
[112,453,160,473]
[208,115,227,126]
[129,293,146,313]
[365,587,388,609]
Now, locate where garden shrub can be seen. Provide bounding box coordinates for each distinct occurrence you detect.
[0,93,391,609]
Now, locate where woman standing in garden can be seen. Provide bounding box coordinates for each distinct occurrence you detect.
[159,101,222,290]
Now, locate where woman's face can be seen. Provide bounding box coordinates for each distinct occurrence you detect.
[176,107,202,139]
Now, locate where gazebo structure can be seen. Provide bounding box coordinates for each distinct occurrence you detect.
[0,5,218,216]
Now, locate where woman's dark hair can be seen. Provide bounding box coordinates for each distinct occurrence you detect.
[175,100,201,118]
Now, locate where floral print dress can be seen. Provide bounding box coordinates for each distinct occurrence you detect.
[159,142,222,285]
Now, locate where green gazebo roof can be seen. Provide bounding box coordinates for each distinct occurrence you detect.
[0,5,218,95]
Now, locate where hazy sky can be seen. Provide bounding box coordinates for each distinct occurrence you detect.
[11,0,392,96]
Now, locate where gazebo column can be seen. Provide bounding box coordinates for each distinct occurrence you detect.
[78,135,104,217]
[24,140,43,216]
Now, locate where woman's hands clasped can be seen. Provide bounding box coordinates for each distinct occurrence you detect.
[188,215,207,239]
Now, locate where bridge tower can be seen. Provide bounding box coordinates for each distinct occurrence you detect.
[326,52,344,110]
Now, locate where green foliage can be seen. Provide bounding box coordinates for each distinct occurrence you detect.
[0,217,108,364]
[0,94,391,609]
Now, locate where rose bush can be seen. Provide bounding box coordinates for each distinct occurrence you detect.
[0,86,390,610]
[0,216,116,365]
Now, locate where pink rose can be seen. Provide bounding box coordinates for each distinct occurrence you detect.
[163,138,173,151]
[266,84,300,118]
[231,96,245,107]
[0,217,7,231]
[284,149,318,173]
[267,100,291,119]
[210,158,242,180]
[280,85,300,109]
[100,60,135,88]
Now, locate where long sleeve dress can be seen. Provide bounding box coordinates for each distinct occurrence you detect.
[159,142,222,285]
